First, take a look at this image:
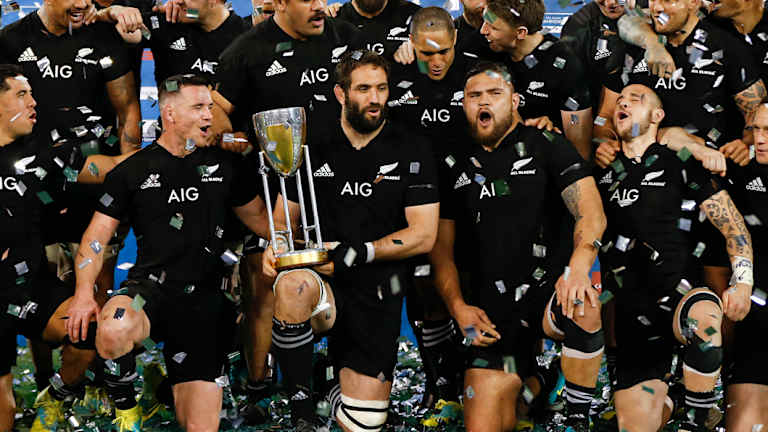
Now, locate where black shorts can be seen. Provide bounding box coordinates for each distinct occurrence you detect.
[609,264,708,390]
[115,279,238,385]
[326,272,405,382]
[464,276,554,379]
[0,269,73,376]
[729,306,768,386]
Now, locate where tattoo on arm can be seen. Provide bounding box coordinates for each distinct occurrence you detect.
[734,80,767,120]
[617,14,655,48]
[703,191,753,259]
[562,182,582,223]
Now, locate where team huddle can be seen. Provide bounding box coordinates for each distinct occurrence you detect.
[0,0,766,429]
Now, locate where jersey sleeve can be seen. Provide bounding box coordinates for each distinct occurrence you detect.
[404,140,440,207]
[98,24,134,82]
[97,164,132,220]
[229,153,262,207]
[437,159,459,220]
[723,32,761,95]
[546,133,591,191]
[216,35,250,113]
[554,47,592,112]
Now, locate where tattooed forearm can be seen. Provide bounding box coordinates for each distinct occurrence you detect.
[617,14,657,49]
[703,190,753,259]
[562,182,582,223]
[734,80,767,120]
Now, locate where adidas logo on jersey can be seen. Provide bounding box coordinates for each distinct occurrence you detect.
[594,46,611,60]
[387,90,418,107]
[746,176,766,192]
[140,173,161,189]
[266,60,287,77]
[18,47,36,62]
[313,163,334,177]
[170,37,187,51]
[599,171,613,184]
[633,59,648,73]
[454,172,470,189]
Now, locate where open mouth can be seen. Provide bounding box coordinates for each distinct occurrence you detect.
[367,107,381,117]
[69,10,85,22]
[617,111,629,121]
[309,14,324,25]
[29,112,36,122]
[200,125,210,135]
[478,110,492,127]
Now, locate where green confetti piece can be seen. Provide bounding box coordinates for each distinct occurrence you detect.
[227,351,241,363]
[689,182,700,191]
[275,41,292,53]
[87,162,99,177]
[392,239,403,245]
[686,317,698,329]
[197,165,209,176]
[515,141,527,157]
[532,267,546,281]
[705,326,717,336]
[472,358,489,368]
[166,80,178,92]
[542,130,555,142]
[677,147,692,162]
[503,356,516,374]
[184,284,195,293]
[492,179,510,196]
[36,191,53,204]
[417,59,428,75]
[610,159,625,173]
[699,340,713,351]
[482,8,497,23]
[6,305,20,317]
[105,135,119,146]
[644,154,659,167]
[142,338,156,350]
[185,8,199,19]
[130,294,145,312]
[614,274,624,289]
[553,56,566,69]
[15,277,25,285]
[599,291,614,304]
[85,370,95,381]
[169,215,184,230]
[693,242,706,258]
[617,172,628,181]
[80,140,99,157]
[63,166,79,182]
[642,385,655,394]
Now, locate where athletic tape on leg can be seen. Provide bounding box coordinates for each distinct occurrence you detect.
[336,395,388,432]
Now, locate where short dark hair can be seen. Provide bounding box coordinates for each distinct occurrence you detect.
[409,6,456,38]
[158,74,211,107]
[0,64,25,94]
[464,61,515,89]
[335,50,390,91]
[486,0,545,34]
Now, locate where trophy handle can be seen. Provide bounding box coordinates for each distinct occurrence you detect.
[258,151,279,253]
[302,145,324,247]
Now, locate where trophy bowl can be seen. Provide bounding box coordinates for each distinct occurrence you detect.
[252,107,307,177]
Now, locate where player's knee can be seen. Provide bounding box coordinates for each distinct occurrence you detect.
[617,403,662,432]
[179,416,219,432]
[274,271,320,303]
[95,315,138,359]
[687,300,723,344]
[336,395,388,432]
[561,314,604,360]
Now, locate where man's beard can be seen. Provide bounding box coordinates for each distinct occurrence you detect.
[465,8,484,28]
[355,0,386,14]
[345,97,388,133]
[469,111,514,148]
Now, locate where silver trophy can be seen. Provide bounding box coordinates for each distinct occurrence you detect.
[252,107,328,270]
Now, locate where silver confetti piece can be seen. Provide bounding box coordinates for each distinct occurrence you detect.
[515,284,529,301]
[678,218,692,231]
[532,244,547,258]
[637,315,652,326]
[565,97,579,111]
[524,54,538,69]
[78,258,92,269]
[90,240,102,254]
[221,249,239,265]
[185,138,196,151]
[615,235,630,252]
[9,112,21,122]
[99,56,113,69]
[343,247,357,267]
[751,289,767,306]
[173,352,187,363]
[14,261,28,275]
[100,193,114,207]
[409,162,420,174]
[495,280,506,294]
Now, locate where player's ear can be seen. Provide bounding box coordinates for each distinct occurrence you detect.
[651,107,664,124]
[274,0,288,12]
[516,25,528,40]
[511,91,520,111]
[333,84,346,105]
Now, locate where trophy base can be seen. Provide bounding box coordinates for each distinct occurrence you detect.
[276,249,329,270]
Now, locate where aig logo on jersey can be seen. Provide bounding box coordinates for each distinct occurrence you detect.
[641,170,665,187]
[509,157,536,176]
[0,176,18,191]
[300,68,329,87]
[192,58,216,74]
[168,187,199,203]
[610,188,639,207]
[341,182,372,197]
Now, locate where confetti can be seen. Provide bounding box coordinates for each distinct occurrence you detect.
[36,191,53,204]
[169,213,184,230]
[221,249,239,265]
[515,284,529,301]
[14,261,28,276]
[610,159,625,173]
[474,173,486,185]
[532,244,547,258]
[113,308,125,319]
[678,218,692,231]
[185,138,196,152]
[631,123,640,137]
[637,315,651,326]
[343,247,357,267]
[316,400,331,417]
[492,179,510,196]
[409,162,420,174]
[106,135,119,146]
[693,242,706,257]
[482,8,497,23]
[495,280,506,294]
[184,284,195,293]
[397,80,412,89]
[9,112,22,123]
[564,97,579,111]
[215,375,230,387]
[524,54,538,69]
[465,385,475,399]
[644,154,659,167]
[676,279,692,296]
[173,352,187,363]
[99,56,113,69]
[751,289,767,306]
[15,180,26,196]
[104,360,120,375]
[417,59,429,75]
[676,147,692,162]
[532,267,546,281]
[515,142,527,157]
[99,193,114,207]
[657,12,669,25]
[542,130,555,142]
[36,57,50,72]
[744,214,763,226]
[594,116,607,126]
[538,41,554,51]
[425,38,440,49]
[78,258,92,269]
[642,385,655,394]
[616,235,631,252]
[142,338,156,350]
[130,294,145,311]
[599,291,614,304]
[553,56,567,69]
[707,128,721,142]
[90,240,102,254]
[185,8,199,19]
[472,358,489,367]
